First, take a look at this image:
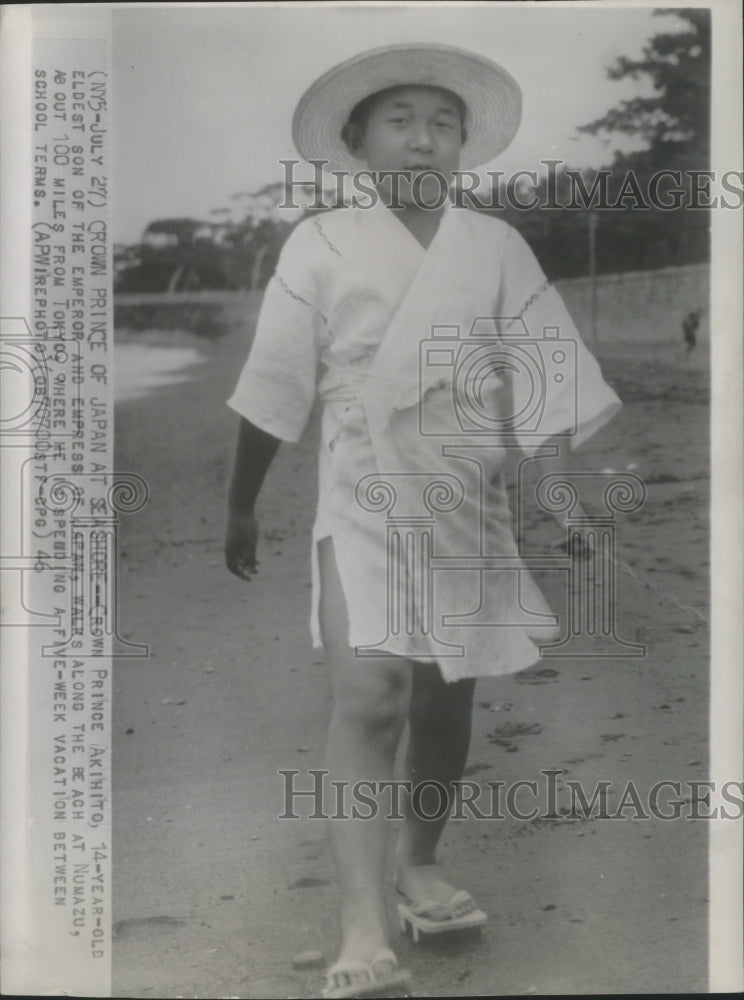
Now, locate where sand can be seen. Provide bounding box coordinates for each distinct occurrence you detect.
[112,303,710,997]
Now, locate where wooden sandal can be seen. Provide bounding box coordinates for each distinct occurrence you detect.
[398,890,487,943]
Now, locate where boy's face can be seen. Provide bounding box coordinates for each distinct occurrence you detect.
[347,85,464,205]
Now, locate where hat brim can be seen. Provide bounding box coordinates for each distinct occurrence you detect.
[292,43,522,173]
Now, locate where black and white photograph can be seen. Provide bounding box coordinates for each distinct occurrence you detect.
[0,2,742,998]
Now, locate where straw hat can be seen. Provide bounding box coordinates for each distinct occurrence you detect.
[292,43,522,173]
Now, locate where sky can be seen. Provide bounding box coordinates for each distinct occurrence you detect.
[111,2,669,244]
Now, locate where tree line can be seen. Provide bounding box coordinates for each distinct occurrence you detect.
[115,9,710,293]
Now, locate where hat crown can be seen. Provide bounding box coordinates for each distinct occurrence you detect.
[292,43,522,173]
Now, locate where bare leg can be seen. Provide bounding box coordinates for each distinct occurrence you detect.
[318,537,412,965]
[395,662,476,905]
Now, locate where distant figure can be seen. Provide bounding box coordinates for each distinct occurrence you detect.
[683,308,702,356]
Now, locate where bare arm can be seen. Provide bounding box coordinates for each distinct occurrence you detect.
[224,417,281,580]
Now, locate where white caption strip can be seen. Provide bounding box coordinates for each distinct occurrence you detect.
[1,8,124,996]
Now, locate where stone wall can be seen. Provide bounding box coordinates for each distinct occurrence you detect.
[555,263,709,345]
[115,264,711,346]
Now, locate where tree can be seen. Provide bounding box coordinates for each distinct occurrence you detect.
[579,9,711,272]
[115,217,240,292]
[579,8,710,172]
[496,8,711,279]
[208,181,324,290]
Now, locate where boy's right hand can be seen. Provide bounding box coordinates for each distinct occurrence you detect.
[224,508,260,581]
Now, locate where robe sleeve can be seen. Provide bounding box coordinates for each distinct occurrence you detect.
[494,226,621,457]
[226,221,322,443]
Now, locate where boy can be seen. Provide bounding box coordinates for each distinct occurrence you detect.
[225,44,620,998]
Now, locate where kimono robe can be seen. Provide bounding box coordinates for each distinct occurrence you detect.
[227,200,621,682]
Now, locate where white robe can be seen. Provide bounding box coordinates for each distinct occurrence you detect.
[227,200,621,681]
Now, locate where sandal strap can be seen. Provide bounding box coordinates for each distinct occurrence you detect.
[326,961,375,989]
[408,890,478,921]
[448,889,478,917]
[326,948,402,988]
[369,947,398,974]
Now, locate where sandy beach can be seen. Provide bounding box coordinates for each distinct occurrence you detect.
[112,299,710,998]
